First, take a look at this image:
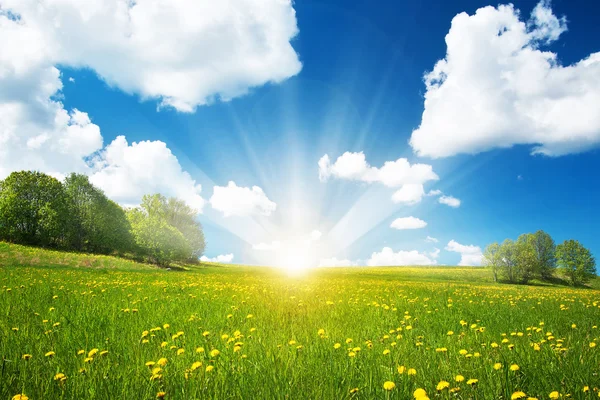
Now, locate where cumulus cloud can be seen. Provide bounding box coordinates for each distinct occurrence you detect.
[425,236,439,243]
[210,182,276,217]
[1,0,301,112]
[367,247,437,266]
[200,254,234,263]
[390,216,427,230]
[439,195,461,208]
[318,257,358,267]
[445,240,483,266]
[309,230,322,241]
[429,248,441,259]
[89,136,205,211]
[318,152,438,204]
[409,0,600,157]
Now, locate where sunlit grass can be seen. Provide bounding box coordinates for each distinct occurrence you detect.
[1,244,600,399]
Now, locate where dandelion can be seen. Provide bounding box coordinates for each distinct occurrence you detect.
[407,368,417,376]
[590,342,596,348]
[54,372,67,382]
[156,358,168,367]
[510,364,520,371]
[156,392,166,398]
[205,365,214,372]
[22,354,32,360]
[455,375,465,382]
[45,351,55,357]
[145,361,156,367]
[77,350,85,355]
[349,388,359,394]
[383,381,396,391]
[383,349,390,355]
[437,381,450,391]
[494,363,503,370]
[511,392,527,400]
[210,349,220,358]
[88,349,99,358]
[190,361,202,371]
[548,392,559,399]
[334,343,341,349]
[397,366,406,374]
[12,394,29,400]
[466,379,478,386]
[413,388,427,398]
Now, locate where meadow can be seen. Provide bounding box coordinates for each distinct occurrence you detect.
[1,245,600,399]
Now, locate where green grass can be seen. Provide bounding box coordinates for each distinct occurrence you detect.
[1,243,600,399]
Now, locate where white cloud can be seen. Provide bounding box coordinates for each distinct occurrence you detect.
[89,136,205,211]
[445,240,483,266]
[318,257,358,267]
[429,248,441,259]
[367,247,437,266]
[68,77,75,83]
[425,236,439,243]
[1,0,301,112]
[439,195,461,208]
[209,181,276,217]
[319,152,438,204]
[427,189,442,196]
[252,241,282,251]
[390,216,427,230]
[200,254,234,263]
[391,184,426,205]
[409,1,600,157]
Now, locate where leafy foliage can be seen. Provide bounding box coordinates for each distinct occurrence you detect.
[556,239,596,286]
[0,170,205,266]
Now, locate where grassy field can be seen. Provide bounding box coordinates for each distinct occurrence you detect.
[1,244,600,399]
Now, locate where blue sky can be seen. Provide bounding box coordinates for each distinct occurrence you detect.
[1,0,599,268]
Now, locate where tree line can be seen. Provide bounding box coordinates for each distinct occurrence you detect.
[482,230,596,286]
[0,171,205,266]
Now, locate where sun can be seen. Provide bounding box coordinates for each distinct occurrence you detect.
[274,241,317,276]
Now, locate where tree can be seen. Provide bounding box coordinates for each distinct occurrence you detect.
[0,171,70,247]
[530,230,556,280]
[63,173,133,254]
[483,242,502,282]
[126,194,205,265]
[498,239,519,283]
[556,240,596,286]
[515,234,537,284]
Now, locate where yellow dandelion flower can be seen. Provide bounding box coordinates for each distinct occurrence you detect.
[210,349,220,358]
[12,394,29,400]
[383,381,396,391]
[156,392,166,398]
[494,363,503,370]
[88,349,99,358]
[22,354,32,360]
[466,379,478,386]
[156,358,168,367]
[413,388,427,398]
[511,392,527,400]
[349,388,359,394]
[397,366,406,374]
[334,343,341,349]
[383,349,390,355]
[510,364,520,371]
[77,350,85,355]
[455,375,465,382]
[205,365,214,372]
[45,351,55,357]
[437,381,450,391]
[407,368,417,376]
[548,392,559,399]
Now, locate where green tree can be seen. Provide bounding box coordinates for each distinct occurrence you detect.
[482,242,502,282]
[63,173,133,254]
[530,230,556,280]
[556,240,596,286]
[126,194,204,265]
[498,239,519,283]
[515,234,538,284]
[0,171,70,247]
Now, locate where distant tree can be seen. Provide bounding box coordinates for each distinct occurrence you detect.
[498,239,519,283]
[126,194,204,265]
[63,173,133,254]
[556,240,596,286]
[482,242,502,282]
[0,171,70,247]
[515,234,538,284]
[530,230,556,280]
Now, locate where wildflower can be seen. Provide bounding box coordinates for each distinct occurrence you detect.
[196,347,205,353]
[156,358,168,366]
[511,392,527,400]
[397,366,406,374]
[455,375,465,382]
[349,388,359,394]
[156,392,166,398]
[99,350,108,356]
[407,368,417,376]
[54,373,67,382]
[590,342,597,348]
[88,349,99,358]
[145,361,156,367]
[467,379,478,386]
[437,381,450,391]
[12,395,29,400]
[45,351,55,357]
[190,361,202,371]
[510,364,520,371]
[334,343,341,349]
[494,363,503,370]
[548,392,559,399]
[413,388,427,398]
[177,349,185,356]
[383,349,390,355]
[205,365,214,372]
[22,354,32,360]
[77,350,85,355]
[383,381,396,391]
[210,349,220,358]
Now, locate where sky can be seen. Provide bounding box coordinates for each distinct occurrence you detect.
[1,0,599,269]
